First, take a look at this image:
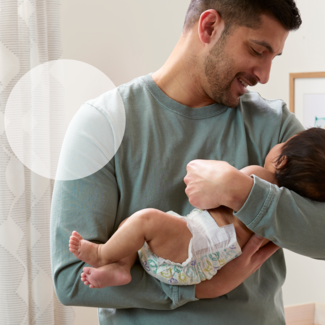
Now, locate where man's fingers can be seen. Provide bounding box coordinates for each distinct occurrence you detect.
[253,242,280,265]
[236,236,281,275]
[186,160,196,172]
[183,175,189,185]
[247,242,280,273]
[241,234,265,256]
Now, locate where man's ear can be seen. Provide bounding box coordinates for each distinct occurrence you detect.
[274,156,287,169]
[198,9,224,44]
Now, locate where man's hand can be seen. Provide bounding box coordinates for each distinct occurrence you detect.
[184,160,254,211]
[195,235,280,299]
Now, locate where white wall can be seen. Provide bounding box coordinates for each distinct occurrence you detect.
[60,0,189,87]
[60,1,325,323]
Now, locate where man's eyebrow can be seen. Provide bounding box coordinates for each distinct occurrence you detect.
[251,40,282,56]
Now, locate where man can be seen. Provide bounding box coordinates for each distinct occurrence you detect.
[51,1,323,324]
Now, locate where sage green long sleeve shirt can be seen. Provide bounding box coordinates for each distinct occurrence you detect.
[50,74,325,325]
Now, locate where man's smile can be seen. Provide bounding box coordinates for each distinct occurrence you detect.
[236,77,248,96]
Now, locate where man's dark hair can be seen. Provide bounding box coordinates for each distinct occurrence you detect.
[183,0,302,34]
[275,128,325,202]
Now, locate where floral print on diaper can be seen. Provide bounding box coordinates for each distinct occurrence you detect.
[138,241,241,285]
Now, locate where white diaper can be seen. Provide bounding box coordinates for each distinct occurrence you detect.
[138,208,242,285]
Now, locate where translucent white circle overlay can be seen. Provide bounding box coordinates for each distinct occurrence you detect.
[5,59,125,181]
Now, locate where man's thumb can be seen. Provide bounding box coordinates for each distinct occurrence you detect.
[242,234,265,256]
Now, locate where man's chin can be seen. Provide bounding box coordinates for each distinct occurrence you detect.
[210,89,241,108]
[221,95,241,108]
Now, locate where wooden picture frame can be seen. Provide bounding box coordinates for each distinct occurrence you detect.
[289,72,325,128]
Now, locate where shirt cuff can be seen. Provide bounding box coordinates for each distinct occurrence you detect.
[233,175,275,230]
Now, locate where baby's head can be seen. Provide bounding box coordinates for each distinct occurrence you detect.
[264,128,325,202]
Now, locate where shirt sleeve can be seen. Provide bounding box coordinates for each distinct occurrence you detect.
[234,175,325,260]
[50,101,197,310]
[234,103,325,260]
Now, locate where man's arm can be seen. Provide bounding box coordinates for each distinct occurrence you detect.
[233,174,325,260]
[195,234,279,298]
[184,104,325,260]
[51,166,278,303]
[51,170,196,309]
[50,102,197,310]
[184,160,325,260]
[186,163,280,299]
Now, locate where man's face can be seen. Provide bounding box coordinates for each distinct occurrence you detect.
[204,15,289,108]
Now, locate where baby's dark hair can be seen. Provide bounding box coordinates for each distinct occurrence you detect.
[275,127,325,201]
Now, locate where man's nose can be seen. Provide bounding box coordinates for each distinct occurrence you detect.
[254,59,272,85]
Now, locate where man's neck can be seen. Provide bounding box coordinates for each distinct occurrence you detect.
[151,35,215,109]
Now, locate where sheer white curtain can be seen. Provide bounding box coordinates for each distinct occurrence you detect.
[0,0,74,324]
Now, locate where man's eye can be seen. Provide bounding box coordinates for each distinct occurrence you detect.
[251,48,262,56]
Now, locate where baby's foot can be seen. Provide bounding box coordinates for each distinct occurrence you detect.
[81,262,132,289]
[69,231,104,268]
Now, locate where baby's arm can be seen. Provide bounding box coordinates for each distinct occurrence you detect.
[240,165,276,185]
[209,165,275,250]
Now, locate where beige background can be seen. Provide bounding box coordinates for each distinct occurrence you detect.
[60,1,325,323]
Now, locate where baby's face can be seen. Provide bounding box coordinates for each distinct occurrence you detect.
[264,142,286,172]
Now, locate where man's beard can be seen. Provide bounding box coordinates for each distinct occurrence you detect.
[204,35,241,108]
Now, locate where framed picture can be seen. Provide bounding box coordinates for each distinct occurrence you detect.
[289,72,325,128]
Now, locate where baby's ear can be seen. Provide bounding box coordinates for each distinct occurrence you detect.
[274,156,287,169]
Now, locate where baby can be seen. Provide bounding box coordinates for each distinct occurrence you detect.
[69,127,325,289]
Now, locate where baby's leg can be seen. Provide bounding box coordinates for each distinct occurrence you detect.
[70,208,192,288]
[71,219,136,288]
[69,217,135,268]
[90,208,192,265]
[70,209,192,266]
[144,210,193,263]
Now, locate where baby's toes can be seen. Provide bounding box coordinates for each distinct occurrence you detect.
[69,235,80,245]
[69,245,76,253]
[69,240,79,252]
[72,231,83,240]
[83,267,92,275]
